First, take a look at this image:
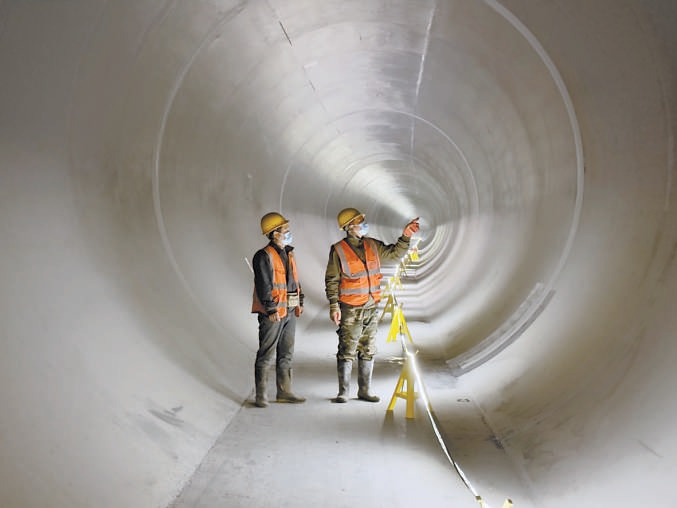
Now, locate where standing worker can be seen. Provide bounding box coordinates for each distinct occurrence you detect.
[251,212,306,408]
[325,208,420,403]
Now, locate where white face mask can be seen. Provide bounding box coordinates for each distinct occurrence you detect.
[358,222,369,236]
[281,231,293,245]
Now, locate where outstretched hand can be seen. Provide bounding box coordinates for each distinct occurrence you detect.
[403,217,420,238]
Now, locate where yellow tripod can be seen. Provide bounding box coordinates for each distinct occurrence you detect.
[379,290,398,322]
[386,304,413,343]
[386,350,419,419]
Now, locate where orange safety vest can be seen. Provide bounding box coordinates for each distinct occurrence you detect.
[334,238,382,306]
[251,245,299,318]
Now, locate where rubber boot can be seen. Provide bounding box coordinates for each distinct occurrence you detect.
[276,369,306,403]
[334,359,352,403]
[254,367,268,408]
[357,358,380,402]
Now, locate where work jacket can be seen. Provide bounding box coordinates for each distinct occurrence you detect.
[251,243,301,318]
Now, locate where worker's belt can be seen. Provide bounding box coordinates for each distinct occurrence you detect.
[287,292,300,308]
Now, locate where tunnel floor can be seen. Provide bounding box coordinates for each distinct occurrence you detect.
[169,326,536,508]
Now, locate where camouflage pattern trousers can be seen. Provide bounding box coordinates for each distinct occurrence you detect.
[336,303,378,362]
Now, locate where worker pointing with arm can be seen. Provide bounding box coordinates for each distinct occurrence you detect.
[325,208,420,403]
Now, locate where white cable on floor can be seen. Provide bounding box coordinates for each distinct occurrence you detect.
[399,337,484,502]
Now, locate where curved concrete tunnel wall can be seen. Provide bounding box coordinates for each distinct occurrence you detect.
[1,0,676,507]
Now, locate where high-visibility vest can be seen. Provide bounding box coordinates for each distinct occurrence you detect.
[251,245,299,318]
[334,238,382,306]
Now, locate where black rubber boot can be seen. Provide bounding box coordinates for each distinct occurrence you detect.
[357,358,380,403]
[254,367,268,408]
[276,369,306,403]
[334,359,352,403]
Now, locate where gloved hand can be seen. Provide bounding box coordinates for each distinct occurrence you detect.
[403,217,420,238]
[329,303,341,325]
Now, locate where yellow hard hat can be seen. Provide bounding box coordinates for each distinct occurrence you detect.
[260,212,289,235]
[337,207,365,229]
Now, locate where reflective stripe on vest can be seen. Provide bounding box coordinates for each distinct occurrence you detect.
[251,246,299,317]
[335,238,382,306]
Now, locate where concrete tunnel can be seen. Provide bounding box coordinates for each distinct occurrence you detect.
[1,0,676,506]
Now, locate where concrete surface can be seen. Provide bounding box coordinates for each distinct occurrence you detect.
[0,0,676,507]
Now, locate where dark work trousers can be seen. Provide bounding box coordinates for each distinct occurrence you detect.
[255,311,296,371]
[336,304,378,362]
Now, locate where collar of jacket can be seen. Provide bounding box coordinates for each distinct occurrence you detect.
[344,234,365,247]
[267,241,294,255]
